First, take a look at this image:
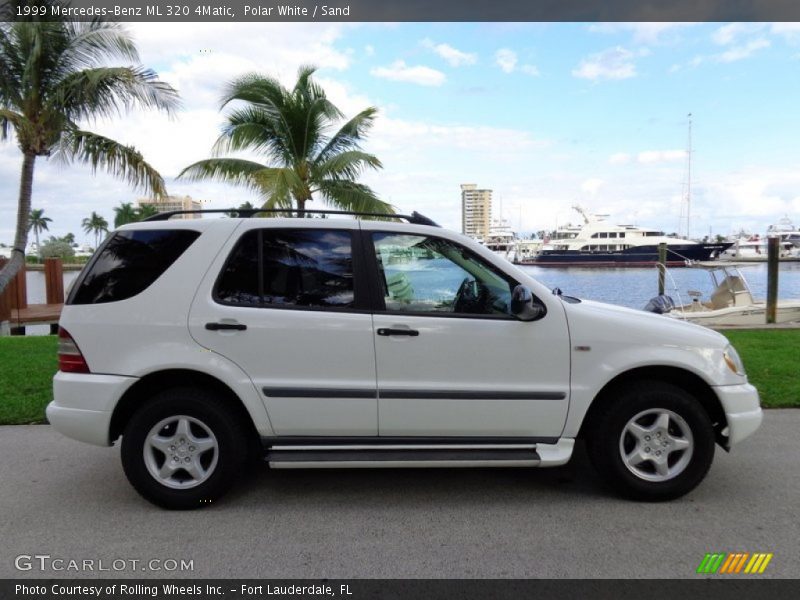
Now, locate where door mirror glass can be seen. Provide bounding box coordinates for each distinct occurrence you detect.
[511,285,545,321]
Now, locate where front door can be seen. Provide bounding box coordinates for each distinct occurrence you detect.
[365,229,570,438]
[189,223,378,436]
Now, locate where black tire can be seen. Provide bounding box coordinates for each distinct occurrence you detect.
[121,387,248,510]
[586,381,715,501]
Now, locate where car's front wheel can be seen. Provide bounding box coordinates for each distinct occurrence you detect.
[587,381,715,501]
[121,388,247,509]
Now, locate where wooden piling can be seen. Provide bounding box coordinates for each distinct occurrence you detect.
[6,261,27,335]
[766,237,779,324]
[658,243,667,295]
[44,258,64,334]
[44,258,64,304]
[0,258,10,335]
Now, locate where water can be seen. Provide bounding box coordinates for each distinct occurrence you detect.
[20,263,800,335]
[519,262,800,309]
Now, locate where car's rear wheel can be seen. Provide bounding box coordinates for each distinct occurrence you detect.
[587,381,715,501]
[121,388,247,509]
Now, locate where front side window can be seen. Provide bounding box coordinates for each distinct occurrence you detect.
[372,233,514,316]
[216,229,355,309]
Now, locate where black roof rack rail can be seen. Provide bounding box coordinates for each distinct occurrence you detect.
[143,208,440,227]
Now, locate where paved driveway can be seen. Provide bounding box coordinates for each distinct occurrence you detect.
[1,410,797,579]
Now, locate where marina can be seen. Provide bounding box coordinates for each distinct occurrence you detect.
[9,262,797,336]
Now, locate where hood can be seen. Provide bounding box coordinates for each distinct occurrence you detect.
[561,298,729,350]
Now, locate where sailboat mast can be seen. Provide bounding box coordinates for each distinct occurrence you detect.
[685,113,692,239]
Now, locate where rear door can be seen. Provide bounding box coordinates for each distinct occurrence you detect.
[188,221,378,436]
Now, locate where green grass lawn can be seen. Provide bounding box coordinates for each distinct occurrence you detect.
[0,330,797,425]
[0,335,58,424]
[721,330,799,408]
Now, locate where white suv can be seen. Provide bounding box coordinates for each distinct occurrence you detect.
[47,210,762,509]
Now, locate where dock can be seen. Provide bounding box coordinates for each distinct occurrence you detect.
[0,258,65,335]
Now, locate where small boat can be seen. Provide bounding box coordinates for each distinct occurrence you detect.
[646,262,800,326]
[534,206,731,267]
[514,237,544,264]
[721,232,800,262]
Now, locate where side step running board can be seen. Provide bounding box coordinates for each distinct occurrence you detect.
[263,440,574,469]
[267,448,539,463]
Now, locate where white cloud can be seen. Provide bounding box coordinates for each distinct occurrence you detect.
[712,23,765,46]
[370,60,446,86]
[717,38,770,63]
[637,150,686,164]
[520,64,541,76]
[421,39,477,67]
[572,47,637,81]
[581,178,605,195]
[770,23,800,44]
[364,44,375,56]
[495,48,518,73]
[588,23,696,45]
[609,153,631,165]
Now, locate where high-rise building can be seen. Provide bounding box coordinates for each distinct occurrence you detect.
[461,184,492,239]
[137,195,204,219]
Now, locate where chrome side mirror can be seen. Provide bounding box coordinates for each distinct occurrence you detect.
[511,285,545,321]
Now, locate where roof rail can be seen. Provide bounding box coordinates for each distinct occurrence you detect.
[143,208,440,227]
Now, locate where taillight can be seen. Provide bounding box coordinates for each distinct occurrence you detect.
[58,327,90,373]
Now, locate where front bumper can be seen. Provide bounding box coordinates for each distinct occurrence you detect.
[713,383,763,447]
[47,372,137,447]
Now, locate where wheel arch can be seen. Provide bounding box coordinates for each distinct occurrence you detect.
[109,369,260,450]
[578,366,729,448]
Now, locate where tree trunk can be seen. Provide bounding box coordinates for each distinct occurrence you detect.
[0,151,36,294]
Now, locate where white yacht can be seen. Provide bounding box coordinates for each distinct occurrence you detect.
[484,219,517,262]
[534,206,731,267]
[768,215,800,248]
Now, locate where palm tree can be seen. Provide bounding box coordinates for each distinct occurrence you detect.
[225,201,255,217]
[136,203,159,220]
[28,208,52,258]
[0,7,180,293]
[81,211,108,249]
[113,202,139,228]
[179,66,392,217]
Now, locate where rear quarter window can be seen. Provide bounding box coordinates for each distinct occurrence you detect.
[68,229,201,305]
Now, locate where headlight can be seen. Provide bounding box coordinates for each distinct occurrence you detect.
[723,345,746,376]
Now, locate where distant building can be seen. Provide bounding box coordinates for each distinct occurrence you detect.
[461,184,492,240]
[137,195,204,219]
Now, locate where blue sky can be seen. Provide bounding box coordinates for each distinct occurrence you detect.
[2,22,800,246]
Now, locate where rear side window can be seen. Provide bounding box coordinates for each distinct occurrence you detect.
[215,229,355,309]
[69,230,200,304]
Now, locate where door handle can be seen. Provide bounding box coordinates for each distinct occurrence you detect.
[377,328,419,337]
[205,322,247,331]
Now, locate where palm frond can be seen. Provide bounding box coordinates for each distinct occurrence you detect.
[315,180,395,215]
[55,129,167,197]
[51,65,180,121]
[316,107,378,163]
[178,158,273,194]
[313,150,382,181]
[0,108,27,141]
[60,20,139,70]
[213,106,292,162]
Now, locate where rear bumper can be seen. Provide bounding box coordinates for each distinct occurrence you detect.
[712,383,763,447]
[47,372,137,447]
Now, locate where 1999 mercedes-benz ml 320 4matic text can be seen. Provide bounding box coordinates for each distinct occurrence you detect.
[47,209,762,509]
